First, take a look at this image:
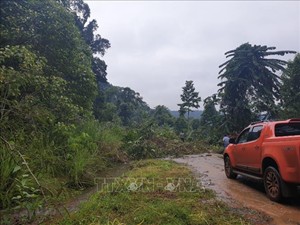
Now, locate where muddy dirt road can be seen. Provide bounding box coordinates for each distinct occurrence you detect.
[172,153,300,225]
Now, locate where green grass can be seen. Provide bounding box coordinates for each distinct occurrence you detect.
[52,160,250,225]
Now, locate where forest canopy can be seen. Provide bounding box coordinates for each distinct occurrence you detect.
[0,0,299,220]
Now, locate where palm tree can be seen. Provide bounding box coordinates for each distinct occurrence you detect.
[218,43,296,131]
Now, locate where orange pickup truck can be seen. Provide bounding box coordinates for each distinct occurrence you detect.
[223,118,300,202]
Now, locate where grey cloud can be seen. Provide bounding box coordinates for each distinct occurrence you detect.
[86,1,299,110]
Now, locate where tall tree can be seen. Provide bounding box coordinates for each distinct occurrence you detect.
[0,0,100,129]
[56,0,111,122]
[152,105,174,127]
[280,54,300,118]
[0,0,105,209]
[57,0,111,84]
[0,0,97,117]
[178,80,201,120]
[218,43,296,132]
[116,87,150,126]
[199,95,222,144]
[93,85,150,125]
[174,116,189,134]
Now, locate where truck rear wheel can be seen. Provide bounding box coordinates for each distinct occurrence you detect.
[224,156,237,179]
[264,166,282,202]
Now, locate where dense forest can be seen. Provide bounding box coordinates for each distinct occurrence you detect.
[0,0,299,222]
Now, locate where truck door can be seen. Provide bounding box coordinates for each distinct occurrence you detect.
[243,125,264,174]
[234,128,250,170]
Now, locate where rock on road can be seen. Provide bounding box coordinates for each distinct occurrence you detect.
[172,153,300,225]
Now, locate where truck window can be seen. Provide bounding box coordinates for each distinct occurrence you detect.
[247,125,263,141]
[237,128,250,143]
[275,123,300,137]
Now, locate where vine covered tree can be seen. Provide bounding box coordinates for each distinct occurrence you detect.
[218,43,296,132]
[178,80,201,120]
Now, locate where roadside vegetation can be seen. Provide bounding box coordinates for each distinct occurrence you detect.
[53,160,250,225]
[0,0,299,224]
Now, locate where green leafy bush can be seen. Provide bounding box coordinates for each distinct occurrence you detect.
[0,144,42,220]
[0,147,21,209]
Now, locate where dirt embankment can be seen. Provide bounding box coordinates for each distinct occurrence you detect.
[172,154,300,225]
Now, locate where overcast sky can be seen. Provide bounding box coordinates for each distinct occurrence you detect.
[85,1,300,110]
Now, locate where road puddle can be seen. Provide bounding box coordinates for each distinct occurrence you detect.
[172,154,300,225]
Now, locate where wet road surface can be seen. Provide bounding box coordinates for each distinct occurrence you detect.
[172,153,300,225]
